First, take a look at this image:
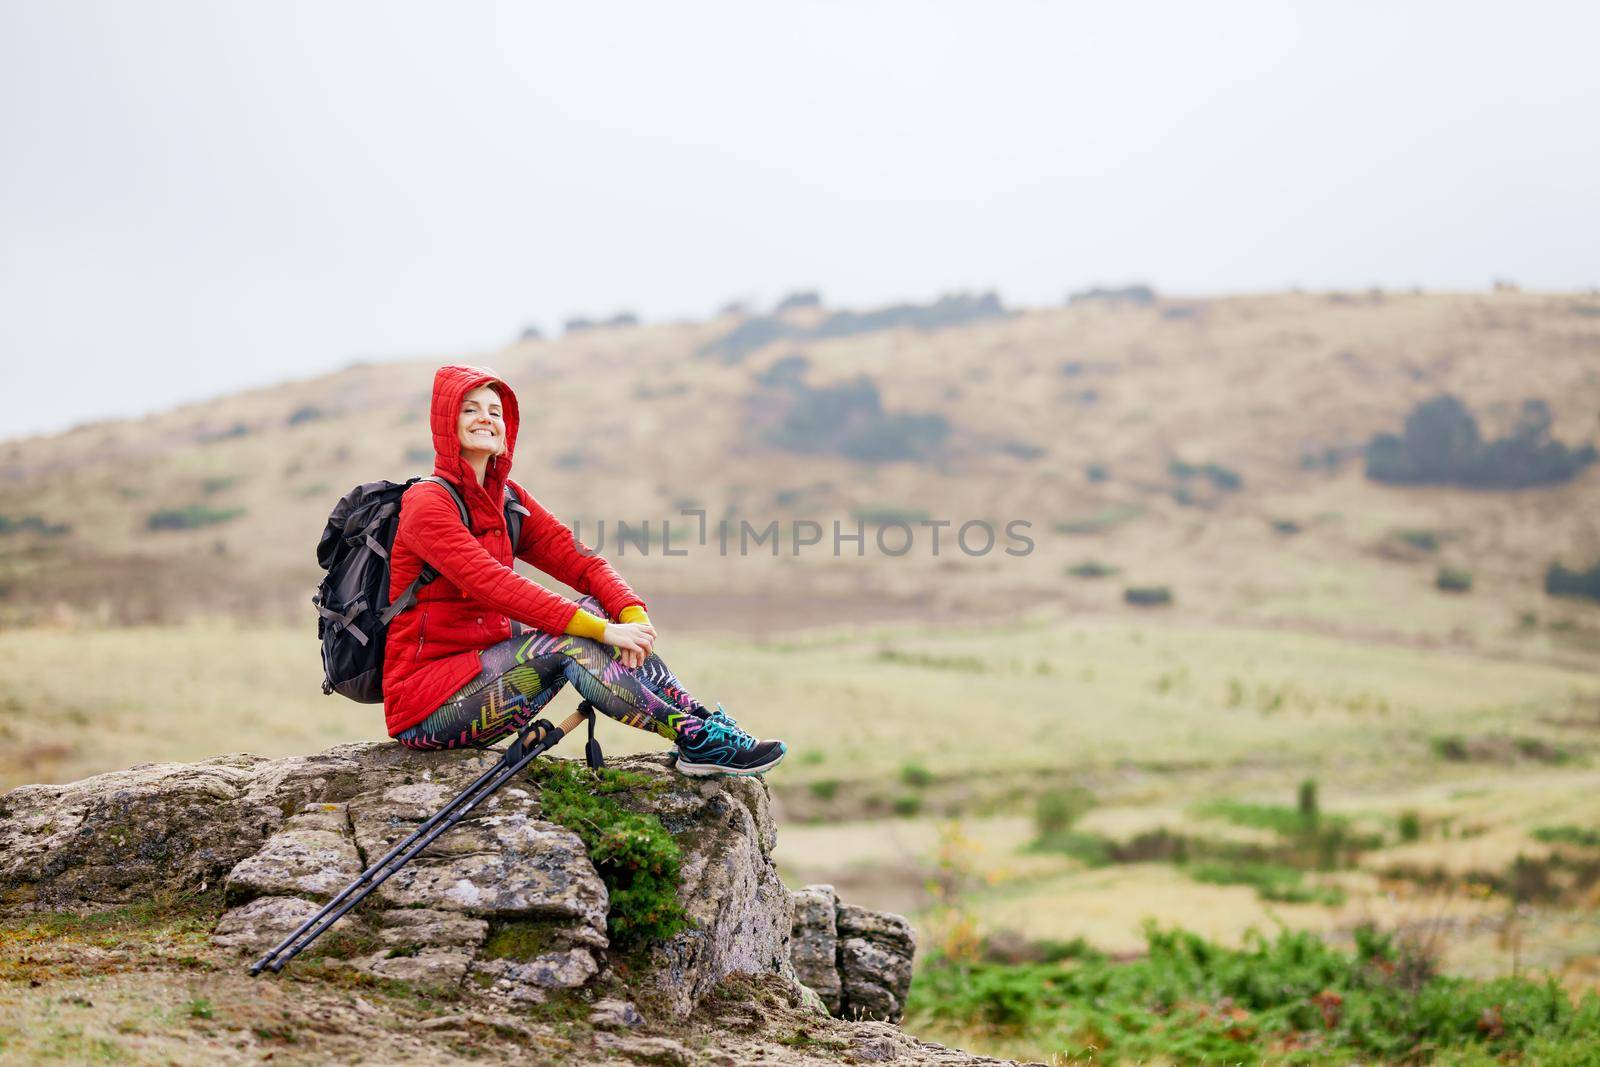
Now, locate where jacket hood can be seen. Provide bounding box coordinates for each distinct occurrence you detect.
[428,363,521,531]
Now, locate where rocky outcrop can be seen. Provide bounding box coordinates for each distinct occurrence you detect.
[0,744,809,1018]
[1,741,1030,1065]
[789,884,916,1023]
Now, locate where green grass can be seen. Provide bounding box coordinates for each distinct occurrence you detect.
[906,924,1600,1065]
[1188,861,1346,905]
[1053,504,1142,535]
[1532,825,1600,847]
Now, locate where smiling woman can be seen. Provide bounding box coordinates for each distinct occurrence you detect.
[381,364,788,777]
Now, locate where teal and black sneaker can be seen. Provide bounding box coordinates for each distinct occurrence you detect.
[674,704,787,777]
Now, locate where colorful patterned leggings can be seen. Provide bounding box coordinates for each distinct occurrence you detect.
[394,596,708,751]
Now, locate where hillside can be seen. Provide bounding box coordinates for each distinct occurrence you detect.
[2,289,1599,667]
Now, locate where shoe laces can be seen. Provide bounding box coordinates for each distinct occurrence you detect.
[707,702,741,728]
[702,704,756,749]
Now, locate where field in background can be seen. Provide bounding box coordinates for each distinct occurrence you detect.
[5,289,1600,1062]
[6,617,1598,1017]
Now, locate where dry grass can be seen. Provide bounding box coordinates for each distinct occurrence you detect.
[2,291,1596,669]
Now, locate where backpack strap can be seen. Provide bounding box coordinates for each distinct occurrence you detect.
[504,484,530,552]
[380,477,460,624]
[378,476,528,625]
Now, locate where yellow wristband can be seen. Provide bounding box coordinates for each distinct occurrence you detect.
[564,609,609,641]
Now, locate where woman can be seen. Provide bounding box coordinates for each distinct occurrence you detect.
[381,364,786,776]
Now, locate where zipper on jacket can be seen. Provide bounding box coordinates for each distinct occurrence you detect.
[415,612,427,663]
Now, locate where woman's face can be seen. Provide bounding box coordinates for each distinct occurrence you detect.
[457,385,506,457]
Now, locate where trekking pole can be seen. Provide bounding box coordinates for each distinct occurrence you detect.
[249,702,599,976]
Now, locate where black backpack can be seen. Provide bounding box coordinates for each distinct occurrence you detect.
[313,475,529,702]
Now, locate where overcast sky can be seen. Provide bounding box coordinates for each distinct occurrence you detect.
[2,1,1596,442]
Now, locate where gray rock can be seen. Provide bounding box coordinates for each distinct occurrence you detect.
[348,785,608,932]
[593,1032,692,1066]
[786,896,916,1024]
[224,804,361,903]
[471,948,600,1004]
[789,883,841,1012]
[0,739,912,1032]
[589,997,646,1029]
[0,754,274,913]
[211,894,331,955]
[837,905,916,1023]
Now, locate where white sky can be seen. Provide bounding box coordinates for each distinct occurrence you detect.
[2,1,1597,442]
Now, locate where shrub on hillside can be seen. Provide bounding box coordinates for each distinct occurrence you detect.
[1436,566,1474,592]
[774,289,822,311]
[753,353,810,388]
[766,374,950,463]
[701,290,1006,363]
[812,291,1006,339]
[147,505,244,531]
[198,422,251,444]
[1124,585,1173,607]
[1366,395,1597,488]
[1170,459,1243,491]
[1067,284,1157,306]
[0,514,71,537]
[1546,560,1600,602]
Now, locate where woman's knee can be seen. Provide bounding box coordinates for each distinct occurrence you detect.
[563,635,614,674]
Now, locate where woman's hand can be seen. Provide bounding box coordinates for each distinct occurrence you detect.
[600,620,656,669]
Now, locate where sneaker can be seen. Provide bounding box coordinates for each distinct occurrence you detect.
[667,702,740,757]
[674,708,787,777]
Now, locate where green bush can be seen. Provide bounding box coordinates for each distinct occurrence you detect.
[1546,559,1600,603]
[1395,527,1440,552]
[529,762,687,951]
[1366,394,1597,488]
[1124,585,1173,607]
[808,778,840,800]
[1065,559,1118,578]
[1033,787,1094,840]
[1398,811,1422,843]
[1269,518,1301,535]
[0,514,71,537]
[891,794,922,817]
[1436,565,1474,592]
[906,923,1600,1064]
[1170,459,1243,491]
[1532,825,1600,847]
[899,762,934,789]
[146,505,245,531]
[1298,778,1320,824]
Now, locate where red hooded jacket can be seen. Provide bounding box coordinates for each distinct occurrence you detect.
[382,365,645,736]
